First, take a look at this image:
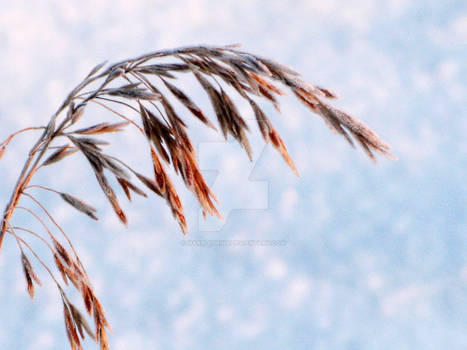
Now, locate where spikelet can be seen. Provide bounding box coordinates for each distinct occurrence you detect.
[21,252,41,299]
[59,193,98,220]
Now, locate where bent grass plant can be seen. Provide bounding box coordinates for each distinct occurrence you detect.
[0,44,395,349]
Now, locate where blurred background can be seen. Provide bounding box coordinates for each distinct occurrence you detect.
[0,1,465,349]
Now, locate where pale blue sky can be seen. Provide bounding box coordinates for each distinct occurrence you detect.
[0,1,466,349]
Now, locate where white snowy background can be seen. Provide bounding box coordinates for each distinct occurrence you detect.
[0,1,466,349]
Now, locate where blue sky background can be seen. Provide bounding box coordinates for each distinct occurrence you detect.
[0,1,466,349]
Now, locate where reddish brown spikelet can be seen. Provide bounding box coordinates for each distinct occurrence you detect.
[293,89,319,111]
[150,146,167,194]
[316,86,338,98]
[185,154,222,218]
[249,99,298,176]
[117,177,147,201]
[70,303,95,340]
[92,295,110,330]
[135,172,162,196]
[81,282,93,314]
[117,177,131,200]
[99,326,109,350]
[52,237,72,266]
[53,253,69,285]
[21,252,41,299]
[114,207,128,226]
[139,102,173,163]
[94,170,128,226]
[269,129,299,177]
[0,145,6,160]
[258,85,281,112]
[167,187,187,234]
[63,302,81,350]
[249,72,286,96]
[73,121,129,135]
[21,252,41,285]
[150,149,187,233]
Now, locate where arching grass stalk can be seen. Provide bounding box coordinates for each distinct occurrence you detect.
[0,44,395,350]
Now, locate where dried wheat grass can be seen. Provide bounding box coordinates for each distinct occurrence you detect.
[0,44,395,350]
